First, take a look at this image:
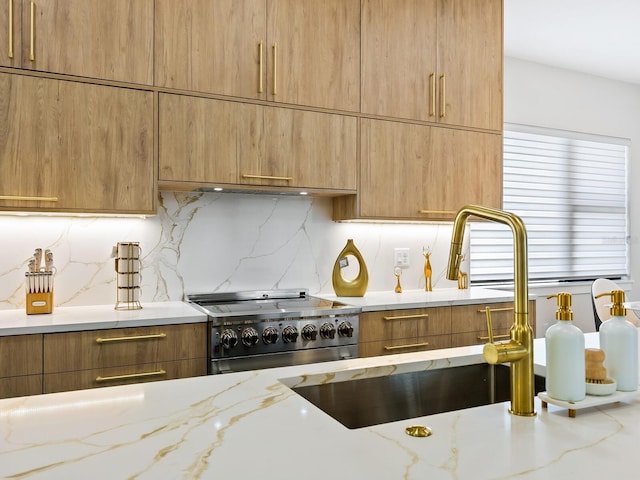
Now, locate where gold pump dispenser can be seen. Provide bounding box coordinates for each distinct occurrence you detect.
[595,290,627,317]
[547,292,573,321]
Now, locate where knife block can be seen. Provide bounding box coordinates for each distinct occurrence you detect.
[114,242,142,311]
[26,291,54,315]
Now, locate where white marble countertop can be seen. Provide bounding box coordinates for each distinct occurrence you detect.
[320,286,521,311]
[0,302,207,336]
[1,332,638,479]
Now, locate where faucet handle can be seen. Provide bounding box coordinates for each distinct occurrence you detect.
[483,306,495,344]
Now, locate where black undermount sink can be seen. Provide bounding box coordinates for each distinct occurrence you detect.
[291,363,545,429]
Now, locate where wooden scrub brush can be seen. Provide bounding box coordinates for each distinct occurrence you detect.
[585,348,616,395]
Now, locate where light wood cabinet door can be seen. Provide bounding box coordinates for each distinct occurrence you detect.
[359,307,451,357]
[354,118,502,221]
[242,106,357,191]
[18,0,153,84]
[361,0,437,121]
[0,73,155,214]
[43,323,207,393]
[361,0,502,130]
[437,0,503,130]
[155,0,266,99]
[0,0,22,68]
[0,334,43,398]
[159,93,357,193]
[266,0,360,111]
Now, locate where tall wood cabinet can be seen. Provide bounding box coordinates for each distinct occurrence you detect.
[159,93,357,193]
[2,0,153,84]
[155,0,360,112]
[0,73,155,214]
[361,0,502,130]
[0,334,42,399]
[334,118,502,221]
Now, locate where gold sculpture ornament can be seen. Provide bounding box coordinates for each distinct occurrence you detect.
[332,239,369,297]
[394,267,402,293]
[423,247,433,292]
[457,254,468,289]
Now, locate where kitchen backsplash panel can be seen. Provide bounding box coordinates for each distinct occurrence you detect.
[0,192,465,309]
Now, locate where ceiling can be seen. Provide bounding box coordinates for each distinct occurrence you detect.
[504,0,640,85]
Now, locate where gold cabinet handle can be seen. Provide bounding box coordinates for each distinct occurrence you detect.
[477,307,514,314]
[439,74,446,117]
[418,209,457,215]
[95,333,167,344]
[0,194,58,202]
[384,342,429,351]
[29,0,35,61]
[258,41,264,93]
[429,73,435,116]
[96,370,166,383]
[272,43,277,95]
[383,313,429,321]
[241,174,292,182]
[478,334,510,341]
[7,0,13,58]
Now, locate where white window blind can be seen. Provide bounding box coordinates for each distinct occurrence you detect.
[470,125,629,283]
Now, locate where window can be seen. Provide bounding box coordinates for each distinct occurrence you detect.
[470,124,629,283]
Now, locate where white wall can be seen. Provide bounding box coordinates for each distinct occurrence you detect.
[504,56,640,334]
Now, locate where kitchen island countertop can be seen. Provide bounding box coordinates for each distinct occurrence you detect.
[1,332,639,479]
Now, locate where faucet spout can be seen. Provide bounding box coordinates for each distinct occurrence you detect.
[446,204,536,416]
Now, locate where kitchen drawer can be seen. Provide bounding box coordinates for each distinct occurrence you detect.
[360,334,452,358]
[43,358,207,394]
[44,323,207,373]
[360,307,451,343]
[0,375,42,399]
[0,334,43,377]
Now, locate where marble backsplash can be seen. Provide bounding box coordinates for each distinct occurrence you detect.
[0,192,467,309]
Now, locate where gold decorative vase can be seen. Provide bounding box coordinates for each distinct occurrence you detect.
[332,239,368,297]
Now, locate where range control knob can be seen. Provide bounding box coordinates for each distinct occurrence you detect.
[241,327,260,347]
[320,322,336,339]
[282,325,299,343]
[262,326,279,344]
[338,321,354,338]
[301,324,318,341]
[220,329,239,349]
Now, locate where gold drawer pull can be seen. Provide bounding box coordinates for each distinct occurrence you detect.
[383,313,429,321]
[258,41,264,93]
[95,333,167,344]
[418,209,457,215]
[477,307,514,314]
[96,370,166,383]
[384,342,429,351]
[439,74,446,117]
[477,334,510,341]
[272,43,277,95]
[429,72,435,116]
[0,195,58,202]
[242,174,293,182]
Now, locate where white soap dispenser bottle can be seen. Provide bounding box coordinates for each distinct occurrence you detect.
[596,290,638,392]
[545,292,586,402]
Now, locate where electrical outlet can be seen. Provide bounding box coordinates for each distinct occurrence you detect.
[394,248,410,268]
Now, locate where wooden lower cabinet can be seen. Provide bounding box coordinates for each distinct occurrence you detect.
[43,323,207,394]
[359,307,451,358]
[0,334,43,399]
[451,301,537,348]
[359,301,537,357]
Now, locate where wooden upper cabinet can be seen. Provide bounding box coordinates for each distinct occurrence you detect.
[155,0,360,112]
[5,0,153,84]
[159,93,357,193]
[266,0,360,111]
[0,73,155,214]
[361,0,502,130]
[335,118,501,221]
[0,0,22,68]
[155,0,266,100]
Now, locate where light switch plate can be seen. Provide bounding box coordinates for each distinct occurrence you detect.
[394,248,410,268]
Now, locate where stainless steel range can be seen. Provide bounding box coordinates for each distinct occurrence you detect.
[186,289,360,374]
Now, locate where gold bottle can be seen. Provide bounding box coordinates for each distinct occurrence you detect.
[332,239,368,297]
